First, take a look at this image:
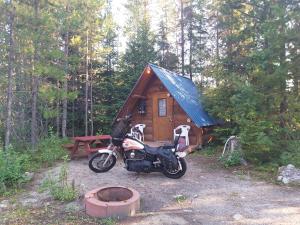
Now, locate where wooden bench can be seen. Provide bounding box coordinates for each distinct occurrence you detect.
[62,135,112,158]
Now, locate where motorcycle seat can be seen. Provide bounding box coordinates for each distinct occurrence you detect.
[162,145,175,149]
[144,145,163,155]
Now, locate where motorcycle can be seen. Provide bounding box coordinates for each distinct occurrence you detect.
[88,116,187,179]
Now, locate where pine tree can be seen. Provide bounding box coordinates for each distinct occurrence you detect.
[121,0,157,90]
[4,0,15,150]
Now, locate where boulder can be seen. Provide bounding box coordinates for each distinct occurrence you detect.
[277,164,300,185]
[233,213,244,220]
[23,172,34,181]
[0,200,9,211]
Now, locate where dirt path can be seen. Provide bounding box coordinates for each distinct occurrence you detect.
[1,154,300,225]
[66,155,300,225]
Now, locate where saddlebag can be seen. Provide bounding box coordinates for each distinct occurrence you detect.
[157,149,178,171]
[126,160,153,173]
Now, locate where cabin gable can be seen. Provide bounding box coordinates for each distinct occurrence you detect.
[115,64,216,146]
[128,75,203,145]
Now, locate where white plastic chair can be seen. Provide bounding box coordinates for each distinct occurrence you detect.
[131,124,146,141]
[173,125,190,146]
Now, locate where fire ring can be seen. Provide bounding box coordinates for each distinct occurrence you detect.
[84,186,140,218]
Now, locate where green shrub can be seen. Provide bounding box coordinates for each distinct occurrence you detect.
[220,150,242,168]
[0,148,32,194]
[35,133,68,167]
[279,141,300,167]
[0,132,69,195]
[50,185,77,202]
[39,158,77,202]
[100,218,118,225]
[174,194,187,203]
[199,144,221,156]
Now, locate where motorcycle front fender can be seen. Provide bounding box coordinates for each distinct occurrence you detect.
[97,149,118,159]
[176,151,187,158]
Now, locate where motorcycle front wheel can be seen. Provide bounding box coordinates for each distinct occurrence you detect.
[88,153,116,173]
[162,158,187,179]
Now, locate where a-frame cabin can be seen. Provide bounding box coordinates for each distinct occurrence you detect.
[115,64,216,146]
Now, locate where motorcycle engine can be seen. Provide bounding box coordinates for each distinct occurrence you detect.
[124,149,155,173]
[124,150,145,160]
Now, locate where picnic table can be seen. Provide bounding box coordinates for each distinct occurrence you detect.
[64,135,112,156]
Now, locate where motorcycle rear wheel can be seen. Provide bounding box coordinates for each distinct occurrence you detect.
[89,153,116,173]
[162,158,187,179]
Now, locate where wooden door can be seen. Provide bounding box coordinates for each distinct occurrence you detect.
[152,92,173,141]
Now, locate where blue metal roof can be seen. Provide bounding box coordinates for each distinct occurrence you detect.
[149,64,216,127]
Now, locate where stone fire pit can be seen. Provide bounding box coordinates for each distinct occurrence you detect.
[84,186,140,218]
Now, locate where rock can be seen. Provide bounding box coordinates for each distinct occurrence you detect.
[282,177,289,184]
[278,164,300,185]
[65,201,84,212]
[173,194,184,199]
[20,198,39,207]
[0,200,9,211]
[183,209,193,212]
[23,172,34,181]
[287,164,295,169]
[240,158,248,166]
[233,213,244,220]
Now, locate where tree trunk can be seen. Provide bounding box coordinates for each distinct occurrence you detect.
[188,5,193,80]
[72,71,75,137]
[31,0,39,148]
[56,81,60,136]
[62,3,69,138]
[278,1,287,130]
[216,12,219,61]
[85,30,89,136]
[4,2,15,150]
[215,11,220,87]
[180,0,185,75]
[90,71,94,135]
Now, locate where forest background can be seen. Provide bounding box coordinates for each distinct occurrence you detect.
[0,0,299,178]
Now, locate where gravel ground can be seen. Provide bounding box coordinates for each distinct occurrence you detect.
[64,154,300,225]
[3,154,300,225]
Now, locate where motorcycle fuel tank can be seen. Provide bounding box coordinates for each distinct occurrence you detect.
[122,138,144,151]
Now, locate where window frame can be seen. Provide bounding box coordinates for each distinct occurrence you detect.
[158,98,167,117]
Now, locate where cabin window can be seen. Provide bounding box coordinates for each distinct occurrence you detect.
[138,100,146,114]
[158,98,167,117]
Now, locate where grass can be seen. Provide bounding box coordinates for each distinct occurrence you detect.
[174,194,187,203]
[249,163,279,183]
[0,134,70,196]
[193,144,281,183]
[196,144,222,157]
[219,149,243,168]
[0,203,119,225]
[39,157,78,202]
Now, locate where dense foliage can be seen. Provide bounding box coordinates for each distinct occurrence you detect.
[0,0,299,173]
[0,135,67,195]
[204,0,299,165]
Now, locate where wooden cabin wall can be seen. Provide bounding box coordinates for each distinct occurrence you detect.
[131,77,164,141]
[172,101,203,145]
[131,75,202,145]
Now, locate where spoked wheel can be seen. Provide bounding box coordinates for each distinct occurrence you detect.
[89,153,116,173]
[162,158,187,179]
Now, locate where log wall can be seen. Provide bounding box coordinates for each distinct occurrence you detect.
[130,76,203,145]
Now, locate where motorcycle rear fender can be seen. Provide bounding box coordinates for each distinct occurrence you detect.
[97,149,117,159]
[176,151,187,158]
